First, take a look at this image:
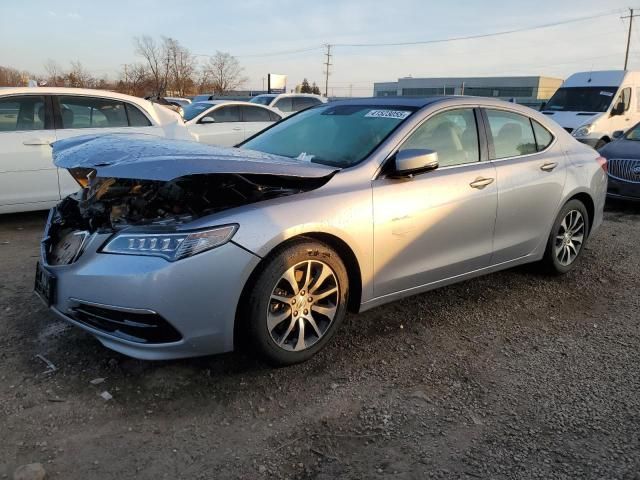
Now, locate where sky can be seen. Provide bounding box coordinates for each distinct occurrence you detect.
[1,0,639,96]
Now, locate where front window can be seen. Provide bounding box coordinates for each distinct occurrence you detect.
[242,104,417,167]
[183,102,213,121]
[545,87,618,113]
[250,95,276,106]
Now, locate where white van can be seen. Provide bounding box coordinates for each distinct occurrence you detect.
[541,70,640,149]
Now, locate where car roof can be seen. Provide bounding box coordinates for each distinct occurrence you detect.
[0,87,155,108]
[325,96,447,108]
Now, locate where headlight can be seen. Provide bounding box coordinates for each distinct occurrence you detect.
[101,225,238,261]
[572,124,593,137]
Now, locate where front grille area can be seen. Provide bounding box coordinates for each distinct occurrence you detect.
[69,303,182,344]
[608,158,640,183]
[564,127,574,134]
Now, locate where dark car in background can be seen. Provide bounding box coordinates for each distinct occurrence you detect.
[599,123,640,201]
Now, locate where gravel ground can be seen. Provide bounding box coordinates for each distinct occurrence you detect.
[1,202,639,480]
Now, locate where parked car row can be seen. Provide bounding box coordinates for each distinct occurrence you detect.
[0,87,192,214]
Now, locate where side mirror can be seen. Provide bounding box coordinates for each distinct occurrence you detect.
[539,101,547,111]
[612,130,624,140]
[393,149,439,177]
[200,116,215,124]
[611,102,625,116]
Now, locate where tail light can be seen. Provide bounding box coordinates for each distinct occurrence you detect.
[596,156,607,173]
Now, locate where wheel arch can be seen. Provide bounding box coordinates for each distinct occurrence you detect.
[233,232,363,348]
[566,191,595,234]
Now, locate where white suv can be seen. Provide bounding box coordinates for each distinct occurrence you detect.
[249,93,326,116]
[0,87,191,214]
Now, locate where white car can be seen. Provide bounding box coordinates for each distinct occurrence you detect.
[183,101,282,146]
[0,87,192,214]
[249,93,326,116]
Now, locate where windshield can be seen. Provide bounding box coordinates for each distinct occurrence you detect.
[182,102,213,121]
[625,123,640,140]
[241,104,417,167]
[545,87,618,113]
[250,95,276,106]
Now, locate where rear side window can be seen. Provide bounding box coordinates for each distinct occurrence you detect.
[125,103,151,126]
[268,110,282,121]
[485,109,537,159]
[0,95,46,132]
[241,105,272,122]
[532,120,554,151]
[211,105,241,123]
[293,97,321,111]
[58,96,128,129]
[273,97,293,112]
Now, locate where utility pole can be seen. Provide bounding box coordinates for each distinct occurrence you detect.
[323,44,332,98]
[622,8,640,70]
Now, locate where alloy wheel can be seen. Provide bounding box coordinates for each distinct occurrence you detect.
[555,209,585,266]
[267,260,339,352]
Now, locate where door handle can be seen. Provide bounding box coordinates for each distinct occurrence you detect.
[23,138,53,146]
[540,162,558,172]
[232,127,242,131]
[469,177,494,189]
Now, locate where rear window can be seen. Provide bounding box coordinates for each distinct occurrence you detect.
[58,96,128,129]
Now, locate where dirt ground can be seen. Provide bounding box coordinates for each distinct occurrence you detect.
[1,202,639,480]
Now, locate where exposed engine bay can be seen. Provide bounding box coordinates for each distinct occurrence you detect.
[52,170,332,233]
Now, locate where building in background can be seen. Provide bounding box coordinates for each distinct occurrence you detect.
[373,76,563,109]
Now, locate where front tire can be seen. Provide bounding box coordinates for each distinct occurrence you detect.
[242,239,349,366]
[541,199,590,275]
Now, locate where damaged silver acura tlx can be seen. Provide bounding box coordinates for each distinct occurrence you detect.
[35,98,606,365]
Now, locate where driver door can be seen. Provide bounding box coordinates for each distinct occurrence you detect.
[372,107,497,297]
[610,87,634,133]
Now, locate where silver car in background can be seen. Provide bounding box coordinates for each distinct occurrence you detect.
[35,97,607,365]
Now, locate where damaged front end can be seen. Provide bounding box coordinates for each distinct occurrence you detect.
[45,134,337,266]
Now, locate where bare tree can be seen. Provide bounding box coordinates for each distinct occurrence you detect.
[0,66,29,87]
[117,62,152,96]
[64,60,93,88]
[134,35,171,96]
[165,37,196,97]
[44,59,62,86]
[201,51,246,95]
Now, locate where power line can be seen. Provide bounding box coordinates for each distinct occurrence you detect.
[332,8,626,48]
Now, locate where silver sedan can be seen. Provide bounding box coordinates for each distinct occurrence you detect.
[36,97,607,365]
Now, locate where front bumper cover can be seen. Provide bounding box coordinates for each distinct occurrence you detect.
[40,227,261,360]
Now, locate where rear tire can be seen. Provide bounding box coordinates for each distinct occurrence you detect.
[241,239,349,366]
[541,199,590,275]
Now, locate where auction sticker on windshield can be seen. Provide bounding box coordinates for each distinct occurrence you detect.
[365,110,412,120]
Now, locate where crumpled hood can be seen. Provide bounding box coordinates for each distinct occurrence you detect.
[52,133,338,181]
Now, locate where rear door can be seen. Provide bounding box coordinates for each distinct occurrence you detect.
[482,108,566,263]
[0,94,58,210]
[53,95,161,198]
[239,105,278,139]
[188,105,243,146]
[372,107,497,297]
[272,97,294,116]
